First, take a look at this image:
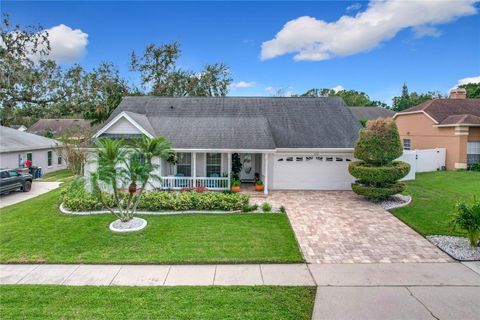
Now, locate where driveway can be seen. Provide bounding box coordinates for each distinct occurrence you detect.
[252,191,451,264]
[0,182,61,209]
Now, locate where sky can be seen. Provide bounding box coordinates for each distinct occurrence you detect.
[2,0,480,105]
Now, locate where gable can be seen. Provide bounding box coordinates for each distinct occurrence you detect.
[103,117,143,135]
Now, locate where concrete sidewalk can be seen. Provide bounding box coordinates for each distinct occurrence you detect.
[0,182,60,208]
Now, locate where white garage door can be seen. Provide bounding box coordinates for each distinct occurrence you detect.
[272,154,355,190]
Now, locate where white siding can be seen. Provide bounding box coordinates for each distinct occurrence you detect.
[0,149,66,175]
[104,117,142,135]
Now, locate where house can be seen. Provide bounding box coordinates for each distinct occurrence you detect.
[394,88,480,170]
[28,119,93,138]
[0,126,66,174]
[349,107,395,124]
[10,125,28,132]
[88,97,361,193]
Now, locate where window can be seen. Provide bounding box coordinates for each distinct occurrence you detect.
[316,157,323,161]
[8,170,19,177]
[403,139,411,150]
[0,171,9,179]
[206,153,221,177]
[326,157,333,162]
[305,156,313,161]
[296,157,303,162]
[26,153,32,162]
[176,153,191,177]
[286,157,293,161]
[47,151,53,167]
[58,154,62,165]
[467,141,480,165]
[336,157,343,162]
[277,158,284,162]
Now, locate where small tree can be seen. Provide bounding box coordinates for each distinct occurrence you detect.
[90,136,172,223]
[452,198,480,248]
[349,118,410,201]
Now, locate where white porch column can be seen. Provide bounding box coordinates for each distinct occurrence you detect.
[264,153,269,195]
[192,152,197,187]
[227,152,232,189]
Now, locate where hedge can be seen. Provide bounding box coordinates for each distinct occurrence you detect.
[351,182,405,201]
[348,161,410,183]
[62,186,249,212]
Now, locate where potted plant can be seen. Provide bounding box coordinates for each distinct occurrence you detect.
[255,180,264,192]
[231,179,241,192]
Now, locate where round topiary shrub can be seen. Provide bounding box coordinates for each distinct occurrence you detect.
[354,118,403,166]
[348,161,410,184]
[351,182,406,201]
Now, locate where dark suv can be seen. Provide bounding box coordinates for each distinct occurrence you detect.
[0,169,33,194]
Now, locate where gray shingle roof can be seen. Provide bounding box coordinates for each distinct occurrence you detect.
[28,119,93,137]
[0,126,61,153]
[349,107,395,120]
[100,96,361,149]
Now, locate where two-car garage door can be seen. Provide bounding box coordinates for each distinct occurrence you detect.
[272,154,355,190]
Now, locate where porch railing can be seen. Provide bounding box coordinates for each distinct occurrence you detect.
[159,176,230,191]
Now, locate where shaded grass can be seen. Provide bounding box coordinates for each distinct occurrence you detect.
[39,169,75,182]
[0,187,303,264]
[0,285,316,320]
[391,171,480,236]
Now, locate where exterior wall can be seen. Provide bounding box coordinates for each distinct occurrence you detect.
[469,127,480,141]
[0,149,66,175]
[104,117,142,135]
[395,113,464,170]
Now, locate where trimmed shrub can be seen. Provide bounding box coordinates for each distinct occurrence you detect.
[348,161,410,183]
[351,182,405,201]
[261,202,272,212]
[354,119,403,166]
[242,204,259,213]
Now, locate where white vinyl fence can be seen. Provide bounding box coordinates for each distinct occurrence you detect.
[397,148,446,180]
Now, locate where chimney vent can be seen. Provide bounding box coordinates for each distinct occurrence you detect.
[449,88,467,99]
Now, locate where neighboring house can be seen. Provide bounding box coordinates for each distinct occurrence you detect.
[88,96,361,193]
[394,89,480,170]
[0,126,66,174]
[349,107,395,124]
[10,125,28,132]
[28,119,93,138]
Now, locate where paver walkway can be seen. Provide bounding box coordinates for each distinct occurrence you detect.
[251,191,450,264]
[0,182,61,208]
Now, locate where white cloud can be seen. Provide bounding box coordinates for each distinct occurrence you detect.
[31,24,88,63]
[332,85,345,92]
[261,0,477,61]
[453,76,480,88]
[412,25,441,38]
[346,3,362,12]
[231,81,256,88]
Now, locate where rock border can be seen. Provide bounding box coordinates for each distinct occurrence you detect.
[427,235,480,261]
[379,194,412,211]
[60,202,243,215]
[109,217,147,233]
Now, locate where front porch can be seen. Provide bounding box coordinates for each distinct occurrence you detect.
[158,151,271,194]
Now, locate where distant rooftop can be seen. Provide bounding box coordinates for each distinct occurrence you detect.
[349,107,395,121]
[28,119,94,137]
[0,126,60,153]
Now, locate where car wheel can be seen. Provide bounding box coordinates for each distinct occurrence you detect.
[23,181,32,192]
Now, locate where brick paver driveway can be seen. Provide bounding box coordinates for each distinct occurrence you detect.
[253,191,450,264]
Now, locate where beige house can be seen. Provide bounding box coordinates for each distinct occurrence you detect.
[394,89,480,170]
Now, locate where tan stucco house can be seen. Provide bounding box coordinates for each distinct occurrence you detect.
[394,89,480,170]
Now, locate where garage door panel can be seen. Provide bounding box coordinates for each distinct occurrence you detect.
[273,155,355,190]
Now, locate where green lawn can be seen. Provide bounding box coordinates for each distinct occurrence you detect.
[0,285,315,320]
[391,171,480,236]
[0,187,303,264]
[39,169,75,182]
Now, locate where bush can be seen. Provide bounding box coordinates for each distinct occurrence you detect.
[470,163,480,172]
[279,206,287,214]
[451,198,480,247]
[261,202,272,212]
[241,204,258,213]
[62,184,249,212]
[351,182,405,201]
[354,119,403,166]
[348,161,410,183]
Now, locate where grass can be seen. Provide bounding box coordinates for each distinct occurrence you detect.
[39,169,75,182]
[0,187,303,264]
[391,170,480,237]
[0,285,316,320]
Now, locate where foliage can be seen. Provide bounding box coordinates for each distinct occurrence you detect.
[298,88,388,107]
[354,119,403,166]
[242,203,259,213]
[459,82,480,98]
[90,136,172,222]
[130,42,232,96]
[350,118,409,200]
[348,161,410,183]
[256,180,264,186]
[279,206,287,214]
[469,163,480,172]
[262,202,272,212]
[391,83,443,112]
[451,197,480,247]
[62,178,115,211]
[231,153,242,180]
[231,179,241,187]
[57,127,95,175]
[358,119,367,127]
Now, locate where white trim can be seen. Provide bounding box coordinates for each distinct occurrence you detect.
[173,148,276,153]
[454,162,467,169]
[275,148,354,153]
[435,124,480,128]
[92,111,154,138]
[393,110,439,124]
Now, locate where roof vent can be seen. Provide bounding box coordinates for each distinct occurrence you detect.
[170,105,174,109]
[449,88,467,99]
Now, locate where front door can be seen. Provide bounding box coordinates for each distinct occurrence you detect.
[239,153,255,181]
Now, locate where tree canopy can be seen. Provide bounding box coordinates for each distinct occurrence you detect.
[297,88,388,108]
[391,83,444,112]
[459,82,480,98]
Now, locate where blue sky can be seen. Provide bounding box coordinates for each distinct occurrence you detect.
[3,1,480,104]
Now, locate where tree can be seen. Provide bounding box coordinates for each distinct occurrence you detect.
[391,83,444,112]
[451,197,480,248]
[348,119,410,201]
[298,88,388,108]
[459,83,480,98]
[130,42,232,96]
